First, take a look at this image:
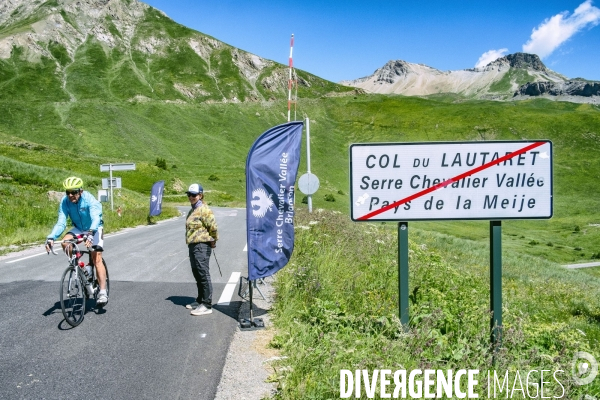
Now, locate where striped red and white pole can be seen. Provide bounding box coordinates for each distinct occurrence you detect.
[287,34,294,122]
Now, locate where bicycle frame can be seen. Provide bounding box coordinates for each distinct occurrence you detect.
[50,234,92,263]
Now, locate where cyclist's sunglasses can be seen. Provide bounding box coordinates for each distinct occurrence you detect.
[66,190,80,196]
[186,192,200,197]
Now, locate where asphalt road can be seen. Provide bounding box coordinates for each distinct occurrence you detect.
[0,207,248,399]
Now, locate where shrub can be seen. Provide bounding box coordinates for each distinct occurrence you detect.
[324,194,335,202]
[155,157,167,170]
[208,174,219,181]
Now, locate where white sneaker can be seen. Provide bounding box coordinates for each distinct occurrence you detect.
[190,304,212,316]
[97,292,108,307]
[185,301,199,310]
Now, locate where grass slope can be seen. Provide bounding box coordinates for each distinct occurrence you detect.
[0,94,599,264]
[270,209,600,398]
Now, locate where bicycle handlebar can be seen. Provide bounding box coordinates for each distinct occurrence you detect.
[47,234,92,256]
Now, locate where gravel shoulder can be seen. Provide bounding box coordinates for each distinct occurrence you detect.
[215,278,279,400]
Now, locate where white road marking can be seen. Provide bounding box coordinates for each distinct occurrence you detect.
[107,231,128,236]
[217,272,241,305]
[243,244,247,252]
[5,252,46,264]
[169,257,189,272]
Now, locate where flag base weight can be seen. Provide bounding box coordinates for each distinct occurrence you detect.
[239,317,264,330]
[238,277,265,330]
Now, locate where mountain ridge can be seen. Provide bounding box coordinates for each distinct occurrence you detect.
[340,53,599,103]
[0,0,351,105]
[2,1,597,104]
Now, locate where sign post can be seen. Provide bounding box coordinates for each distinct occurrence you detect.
[297,118,319,213]
[350,141,553,345]
[398,222,409,329]
[490,220,502,349]
[100,163,136,211]
[298,173,319,212]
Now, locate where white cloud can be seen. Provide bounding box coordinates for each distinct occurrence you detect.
[475,48,509,68]
[522,0,600,58]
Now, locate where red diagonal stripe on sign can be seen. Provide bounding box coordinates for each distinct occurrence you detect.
[357,141,547,220]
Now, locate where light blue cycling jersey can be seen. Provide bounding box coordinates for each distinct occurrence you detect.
[47,191,104,240]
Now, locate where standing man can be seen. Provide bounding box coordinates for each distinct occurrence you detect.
[185,183,218,316]
[46,176,108,306]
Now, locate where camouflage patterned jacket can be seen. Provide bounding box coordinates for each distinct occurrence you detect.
[185,202,219,245]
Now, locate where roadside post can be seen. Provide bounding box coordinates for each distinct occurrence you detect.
[398,221,409,328]
[298,118,319,212]
[490,220,502,348]
[100,163,136,211]
[298,173,319,213]
[350,141,553,346]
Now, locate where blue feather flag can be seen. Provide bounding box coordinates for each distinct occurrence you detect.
[246,121,303,281]
[149,180,165,216]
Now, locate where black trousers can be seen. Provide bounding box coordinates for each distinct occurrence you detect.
[188,242,213,308]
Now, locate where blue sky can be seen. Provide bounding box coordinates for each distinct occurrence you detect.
[141,1,600,82]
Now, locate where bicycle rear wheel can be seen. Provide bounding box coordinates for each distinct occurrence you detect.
[93,258,109,308]
[60,266,86,327]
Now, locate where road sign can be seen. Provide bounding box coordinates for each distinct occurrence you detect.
[350,141,553,221]
[100,163,136,172]
[298,173,320,195]
[97,190,108,202]
[100,163,135,211]
[102,177,122,189]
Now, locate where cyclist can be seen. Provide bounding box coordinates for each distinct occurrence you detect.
[45,176,108,306]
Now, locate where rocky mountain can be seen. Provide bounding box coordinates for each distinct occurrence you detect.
[514,80,600,98]
[340,53,599,103]
[0,0,348,104]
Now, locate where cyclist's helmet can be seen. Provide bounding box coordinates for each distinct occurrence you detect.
[63,176,83,190]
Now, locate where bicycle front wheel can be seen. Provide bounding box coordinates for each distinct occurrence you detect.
[60,266,86,327]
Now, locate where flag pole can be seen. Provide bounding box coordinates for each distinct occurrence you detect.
[287,34,294,122]
[249,279,254,322]
[306,117,313,213]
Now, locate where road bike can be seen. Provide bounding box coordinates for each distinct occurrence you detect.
[48,234,110,327]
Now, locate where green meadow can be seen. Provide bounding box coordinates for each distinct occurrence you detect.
[2,95,600,265]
